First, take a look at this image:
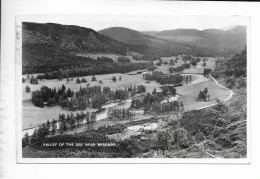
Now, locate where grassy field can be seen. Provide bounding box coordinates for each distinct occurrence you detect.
[177,77,230,111]
[22,56,220,130]
[155,56,216,74]
[22,72,159,129]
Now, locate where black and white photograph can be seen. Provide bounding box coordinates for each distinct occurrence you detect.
[16,14,249,161]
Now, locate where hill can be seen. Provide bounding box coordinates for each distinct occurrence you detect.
[22,22,148,74]
[99,27,205,56]
[154,26,246,55]
[99,27,164,45]
[214,47,247,79]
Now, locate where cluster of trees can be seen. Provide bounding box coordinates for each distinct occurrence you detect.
[197,87,210,101]
[225,77,246,89]
[147,65,157,71]
[203,68,212,76]
[131,89,183,115]
[22,111,97,147]
[156,58,163,66]
[143,71,183,85]
[31,84,133,110]
[132,53,161,61]
[76,77,88,84]
[154,86,177,96]
[169,63,191,73]
[144,100,183,114]
[131,92,164,109]
[212,48,247,89]
[117,56,130,63]
[223,48,247,78]
[183,75,192,84]
[107,108,135,120]
[29,75,39,84]
[190,57,201,66]
[31,85,73,108]
[26,55,152,80]
[169,59,178,66]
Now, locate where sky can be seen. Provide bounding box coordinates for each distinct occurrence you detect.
[16,14,250,32]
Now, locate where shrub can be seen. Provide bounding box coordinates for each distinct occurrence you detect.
[25,86,30,93]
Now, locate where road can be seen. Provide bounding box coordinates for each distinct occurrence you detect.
[197,74,233,110]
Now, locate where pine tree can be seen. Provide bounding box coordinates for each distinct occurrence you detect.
[90,112,96,128]
[22,133,30,147]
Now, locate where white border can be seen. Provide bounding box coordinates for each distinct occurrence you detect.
[3,1,260,178]
[15,14,251,164]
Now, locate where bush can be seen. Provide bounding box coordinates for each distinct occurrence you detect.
[76,77,81,84]
[25,86,30,93]
[81,78,87,83]
[112,76,117,82]
[92,75,97,81]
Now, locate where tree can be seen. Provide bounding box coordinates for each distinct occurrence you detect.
[92,93,106,109]
[152,88,157,95]
[180,101,184,111]
[204,87,208,95]
[189,75,192,81]
[191,61,197,66]
[162,87,168,96]
[51,120,56,135]
[22,78,25,83]
[198,90,206,101]
[25,86,30,93]
[22,133,30,147]
[156,130,171,155]
[30,129,39,144]
[70,114,76,129]
[86,112,90,129]
[66,77,70,83]
[92,75,97,81]
[103,87,111,94]
[90,112,96,128]
[81,78,87,83]
[112,76,117,82]
[76,77,81,84]
[168,86,176,96]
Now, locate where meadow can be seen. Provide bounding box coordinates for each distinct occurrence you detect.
[22,56,224,132]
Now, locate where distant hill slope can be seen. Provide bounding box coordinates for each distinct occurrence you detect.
[140,31,158,36]
[99,27,208,56]
[99,27,164,45]
[154,26,246,55]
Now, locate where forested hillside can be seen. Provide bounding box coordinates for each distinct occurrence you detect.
[213,47,247,79]
[22,22,137,74]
